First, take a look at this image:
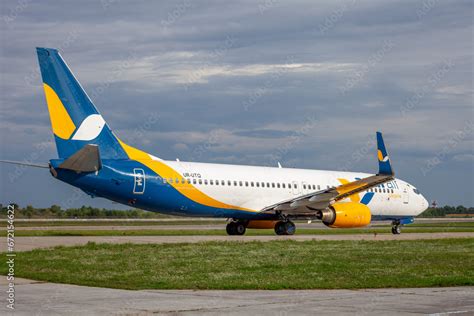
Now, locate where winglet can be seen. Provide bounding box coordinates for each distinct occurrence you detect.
[376,132,394,175]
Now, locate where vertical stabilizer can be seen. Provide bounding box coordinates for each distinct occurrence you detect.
[36,47,127,159]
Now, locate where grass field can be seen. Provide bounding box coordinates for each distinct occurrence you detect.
[2,223,473,237]
[0,219,226,227]
[1,238,472,290]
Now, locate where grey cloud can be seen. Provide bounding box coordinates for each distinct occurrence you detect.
[0,0,472,207]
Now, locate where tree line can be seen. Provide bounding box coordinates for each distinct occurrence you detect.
[0,204,171,219]
[0,204,472,219]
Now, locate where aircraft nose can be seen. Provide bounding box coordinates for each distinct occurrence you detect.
[421,195,429,212]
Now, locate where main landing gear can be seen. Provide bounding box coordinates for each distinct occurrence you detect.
[225,220,296,236]
[391,220,402,235]
[274,220,296,235]
[226,221,246,235]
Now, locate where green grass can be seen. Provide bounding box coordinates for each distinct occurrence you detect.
[1,239,472,290]
[2,225,473,237]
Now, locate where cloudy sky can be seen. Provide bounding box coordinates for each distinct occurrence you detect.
[0,0,472,209]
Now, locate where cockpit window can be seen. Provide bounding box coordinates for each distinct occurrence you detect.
[413,188,420,194]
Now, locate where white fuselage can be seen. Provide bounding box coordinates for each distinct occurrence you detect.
[166,160,429,218]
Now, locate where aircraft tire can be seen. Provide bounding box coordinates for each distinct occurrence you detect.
[226,222,237,235]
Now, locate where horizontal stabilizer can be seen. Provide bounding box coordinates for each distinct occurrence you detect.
[58,144,102,172]
[0,160,49,168]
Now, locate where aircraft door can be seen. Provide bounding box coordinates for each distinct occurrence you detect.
[402,186,409,204]
[133,168,146,194]
[292,181,300,195]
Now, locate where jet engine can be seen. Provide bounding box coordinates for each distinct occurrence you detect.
[320,202,371,228]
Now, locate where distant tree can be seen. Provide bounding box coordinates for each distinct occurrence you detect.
[23,205,35,218]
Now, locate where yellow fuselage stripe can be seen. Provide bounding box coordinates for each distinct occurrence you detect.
[117,139,256,212]
[337,178,361,203]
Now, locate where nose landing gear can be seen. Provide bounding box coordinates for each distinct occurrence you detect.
[391,220,401,235]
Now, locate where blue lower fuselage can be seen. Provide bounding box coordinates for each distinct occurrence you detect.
[50,159,276,220]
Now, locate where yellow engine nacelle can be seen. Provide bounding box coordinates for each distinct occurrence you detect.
[321,202,371,228]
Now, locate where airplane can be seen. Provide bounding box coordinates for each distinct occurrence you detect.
[0,47,429,235]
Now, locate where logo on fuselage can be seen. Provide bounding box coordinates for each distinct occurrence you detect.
[133,168,146,194]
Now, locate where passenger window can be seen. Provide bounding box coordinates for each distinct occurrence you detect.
[261,182,265,187]
[303,184,306,190]
[204,179,208,185]
[169,178,173,184]
[228,180,231,186]
[175,178,179,184]
[163,178,167,184]
[318,185,321,190]
[186,179,191,184]
[272,183,275,188]
[181,178,185,184]
[215,180,219,186]
[256,182,260,187]
[198,179,202,184]
[193,179,197,184]
[267,183,271,188]
[245,181,249,187]
[210,180,214,185]
[234,181,238,186]
[251,182,255,187]
[239,181,243,186]
[282,183,286,189]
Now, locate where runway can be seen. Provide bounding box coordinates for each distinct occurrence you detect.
[1,278,472,315]
[3,232,474,252]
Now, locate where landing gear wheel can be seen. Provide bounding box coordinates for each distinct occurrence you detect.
[234,222,246,235]
[226,221,246,235]
[226,222,236,235]
[391,225,401,235]
[274,220,296,235]
[391,220,401,235]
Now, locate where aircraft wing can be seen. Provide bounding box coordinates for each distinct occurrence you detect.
[260,132,394,216]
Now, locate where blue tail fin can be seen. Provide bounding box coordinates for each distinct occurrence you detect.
[376,131,394,175]
[36,47,127,159]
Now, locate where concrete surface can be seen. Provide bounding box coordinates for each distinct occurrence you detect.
[2,232,473,252]
[0,278,472,315]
